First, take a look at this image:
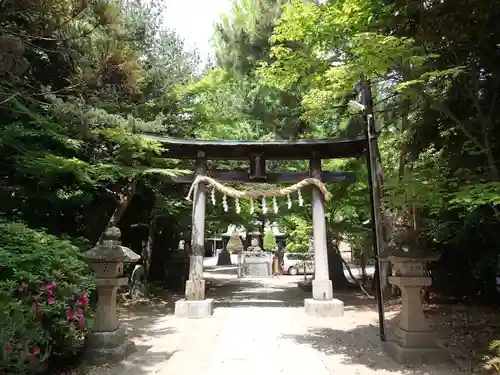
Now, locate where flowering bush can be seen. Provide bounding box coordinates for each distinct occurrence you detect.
[0,221,95,374]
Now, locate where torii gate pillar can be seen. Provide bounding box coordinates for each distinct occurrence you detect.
[175,151,214,318]
[304,156,344,317]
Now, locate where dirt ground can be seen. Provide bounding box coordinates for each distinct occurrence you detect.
[310,288,500,373]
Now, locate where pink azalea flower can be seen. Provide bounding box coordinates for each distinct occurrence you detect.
[66,308,74,321]
[27,347,40,362]
[76,310,85,329]
[28,354,36,362]
[32,303,41,319]
[5,344,13,355]
[48,295,56,305]
[75,289,89,307]
[81,290,88,306]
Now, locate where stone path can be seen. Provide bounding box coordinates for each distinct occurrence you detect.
[97,263,461,375]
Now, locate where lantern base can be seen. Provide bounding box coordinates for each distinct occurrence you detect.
[304,298,344,317]
[384,340,447,365]
[175,298,214,318]
[84,326,136,364]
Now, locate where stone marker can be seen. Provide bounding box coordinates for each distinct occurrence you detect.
[129,264,146,298]
[384,255,447,365]
[240,230,271,278]
[82,226,140,364]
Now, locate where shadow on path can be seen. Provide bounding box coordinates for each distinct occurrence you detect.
[204,265,238,275]
[209,279,308,308]
[281,322,457,375]
[108,349,178,375]
[204,266,380,310]
[203,266,459,374]
[91,300,179,375]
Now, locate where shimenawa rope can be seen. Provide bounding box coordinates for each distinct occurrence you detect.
[185,175,332,202]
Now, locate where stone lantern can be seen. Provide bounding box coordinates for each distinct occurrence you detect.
[82,226,140,364]
[382,226,446,365]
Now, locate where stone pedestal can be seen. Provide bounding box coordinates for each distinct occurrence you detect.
[82,227,140,364]
[241,262,270,277]
[178,279,214,318]
[84,326,136,364]
[385,256,447,365]
[240,251,271,278]
[175,298,214,318]
[304,298,344,317]
[305,279,343,317]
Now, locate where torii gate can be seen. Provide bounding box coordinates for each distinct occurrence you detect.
[146,129,384,324]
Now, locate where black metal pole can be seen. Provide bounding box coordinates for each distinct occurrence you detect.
[361,77,387,342]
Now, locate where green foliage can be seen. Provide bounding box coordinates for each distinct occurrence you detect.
[282,215,311,253]
[213,0,286,76]
[0,221,94,373]
[0,0,199,368]
[263,231,277,251]
[0,0,198,239]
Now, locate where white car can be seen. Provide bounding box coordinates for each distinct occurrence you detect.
[282,252,314,275]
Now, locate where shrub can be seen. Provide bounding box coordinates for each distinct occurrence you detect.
[0,221,95,374]
[263,231,277,251]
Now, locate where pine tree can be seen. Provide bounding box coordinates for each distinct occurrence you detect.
[226,234,244,252]
[218,233,242,266]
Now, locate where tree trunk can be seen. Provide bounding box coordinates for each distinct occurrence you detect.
[342,256,372,297]
[142,215,156,281]
[360,252,367,283]
[95,180,137,245]
[216,249,232,265]
[149,217,179,282]
[328,245,352,288]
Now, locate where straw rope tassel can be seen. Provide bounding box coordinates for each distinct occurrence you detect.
[210,187,216,205]
[222,194,228,212]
